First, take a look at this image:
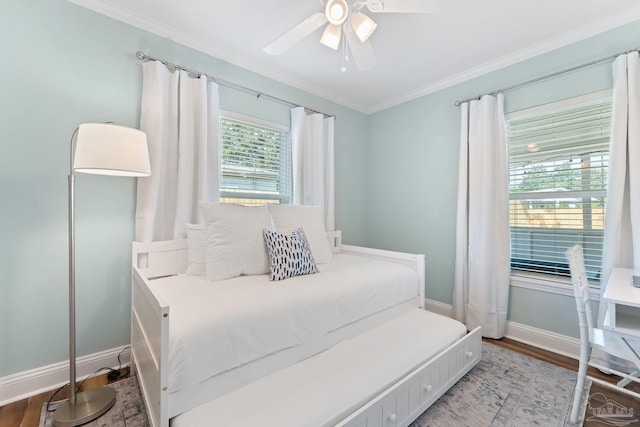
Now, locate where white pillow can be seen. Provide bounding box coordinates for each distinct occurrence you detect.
[200,203,273,281]
[268,204,332,264]
[184,223,206,275]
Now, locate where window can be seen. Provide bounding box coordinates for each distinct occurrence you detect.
[507,92,612,284]
[219,113,291,206]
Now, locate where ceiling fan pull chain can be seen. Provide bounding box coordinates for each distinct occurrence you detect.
[341,32,348,72]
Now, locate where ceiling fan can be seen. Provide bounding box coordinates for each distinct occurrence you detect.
[263,0,463,72]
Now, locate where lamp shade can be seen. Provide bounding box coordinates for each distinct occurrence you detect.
[325,0,348,25]
[320,24,342,50]
[73,123,151,177]
[352,12,377,42]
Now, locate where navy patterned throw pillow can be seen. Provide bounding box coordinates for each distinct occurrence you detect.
[263,228,319,281]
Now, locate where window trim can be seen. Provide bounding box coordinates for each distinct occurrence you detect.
[507,89,612,119]
[220,110,290,133]
[506,89,612,292]
[510,271,601,300]
[218,110,291,205]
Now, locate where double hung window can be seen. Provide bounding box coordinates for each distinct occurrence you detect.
[219,113,291,206]
[507,92,612,284]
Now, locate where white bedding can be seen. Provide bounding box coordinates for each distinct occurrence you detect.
[148,253,419,394]
[170,309,467,427]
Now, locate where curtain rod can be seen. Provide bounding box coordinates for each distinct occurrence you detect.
[135,51,334,119]
[454,46,640,106]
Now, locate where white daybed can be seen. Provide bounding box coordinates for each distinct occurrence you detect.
[131,231,481,427]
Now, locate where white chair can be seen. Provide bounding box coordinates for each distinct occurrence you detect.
[565,244,640,422]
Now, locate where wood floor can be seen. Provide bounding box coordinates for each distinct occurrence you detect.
[0,368,129,427]
[1,339,639,427]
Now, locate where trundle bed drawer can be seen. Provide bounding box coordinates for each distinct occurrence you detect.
[169,311,481,427]
[340,325,482,427]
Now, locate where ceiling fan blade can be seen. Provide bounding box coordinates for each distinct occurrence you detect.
[366,0,465,13]
[263,13,328,55]
[345,29,377,71]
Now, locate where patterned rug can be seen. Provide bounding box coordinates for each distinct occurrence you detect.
[39,343,587,427]
[39,376,148,427]
[411,342,588,427]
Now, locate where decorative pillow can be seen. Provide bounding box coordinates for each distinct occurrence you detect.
[200,202,273,281]
[263,228,318,281]
[184,223,206,275]
[267,204,333,264]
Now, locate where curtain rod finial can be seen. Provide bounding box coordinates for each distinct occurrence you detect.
[136,51,146,60]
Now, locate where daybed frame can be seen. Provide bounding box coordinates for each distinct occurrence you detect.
[131,233,481,427]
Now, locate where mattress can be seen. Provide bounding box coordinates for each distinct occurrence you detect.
[170,309,467,427]
[148,253,419,394]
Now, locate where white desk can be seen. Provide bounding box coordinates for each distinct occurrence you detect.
[603,268,640,336]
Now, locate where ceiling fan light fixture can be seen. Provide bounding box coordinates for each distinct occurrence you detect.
[320,23,342,50]
[325,0,348,25]
[351,12,377,42]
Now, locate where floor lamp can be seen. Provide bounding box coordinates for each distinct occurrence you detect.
[53,123,150,427]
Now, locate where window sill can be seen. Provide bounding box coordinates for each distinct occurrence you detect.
[510,272,600,301]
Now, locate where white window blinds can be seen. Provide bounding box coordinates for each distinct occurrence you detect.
[220,115,291,206]
[507,92,612,282]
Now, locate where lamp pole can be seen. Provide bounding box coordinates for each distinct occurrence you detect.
[53,127,118,427]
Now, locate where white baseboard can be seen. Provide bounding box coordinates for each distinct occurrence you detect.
[424,299,453,317]
[504,320,580,360]
[0,346,131,407]
[424,298,580,360]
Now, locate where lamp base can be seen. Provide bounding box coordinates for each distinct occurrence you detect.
[53,387,116,427]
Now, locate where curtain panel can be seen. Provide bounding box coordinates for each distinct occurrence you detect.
[290,107,335,231]
[135,60,220,242]
[453,94,510,339]
[599,52,640,325]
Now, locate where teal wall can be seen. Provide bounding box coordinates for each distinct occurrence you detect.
[366,21,640,338]
[2,0,639,380]
[0,0,367,377]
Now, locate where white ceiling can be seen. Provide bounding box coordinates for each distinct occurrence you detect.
[71,0,640,113]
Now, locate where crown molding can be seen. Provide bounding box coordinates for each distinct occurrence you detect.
[68,0,640,115]
[366,5,640,114]
[66,0,370,114]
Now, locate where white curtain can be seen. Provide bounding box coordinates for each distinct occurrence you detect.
[290,107,335,231]
[598,52,640,325]
[135,61,220,241]
[452,94,510,339]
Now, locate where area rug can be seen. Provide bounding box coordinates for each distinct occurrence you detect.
[411,342,588,427]
[39,376,148,427]
[39,343,588,427]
